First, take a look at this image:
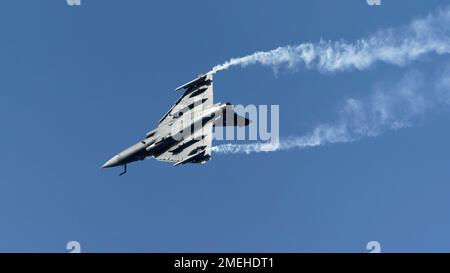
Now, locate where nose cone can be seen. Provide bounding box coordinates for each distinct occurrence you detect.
[102,155,121,169]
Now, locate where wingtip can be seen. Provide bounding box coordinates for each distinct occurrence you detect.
[174,73,209,91]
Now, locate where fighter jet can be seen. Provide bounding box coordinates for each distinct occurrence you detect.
[101,74,250,175]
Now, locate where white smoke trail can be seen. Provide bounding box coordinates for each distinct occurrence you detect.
[212,67,450,154]
[209,8,450,74]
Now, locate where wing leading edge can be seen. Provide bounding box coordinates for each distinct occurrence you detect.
[158,74,213,126]
[153,74,213,165]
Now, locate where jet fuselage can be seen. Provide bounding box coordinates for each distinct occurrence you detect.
[101,103,227,169]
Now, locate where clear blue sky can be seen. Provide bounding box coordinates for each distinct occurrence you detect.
[1,0,450,252]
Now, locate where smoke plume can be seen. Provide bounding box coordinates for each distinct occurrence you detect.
[212,67,450,154]
[209,8,450,74]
